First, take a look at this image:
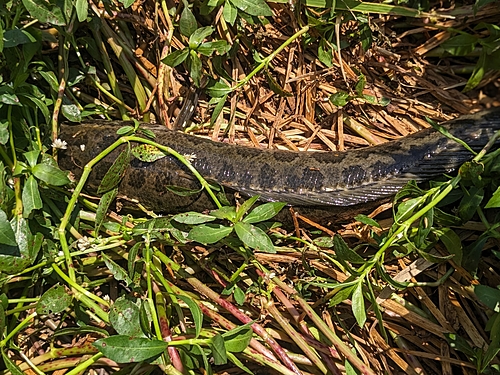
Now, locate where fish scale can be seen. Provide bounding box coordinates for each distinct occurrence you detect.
[58,108,500,221]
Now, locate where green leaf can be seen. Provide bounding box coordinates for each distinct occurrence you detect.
[318,38,334,67]
[32,163,70,186]
[333,235,364,264]
[222,324,253,352]
[209,206,236,221]
[178,295,203,338]
[243,202,286,224]
[173,212,216,225]
[117,126,135,135]
[102,253,133,286]
[189,50,202,87]
[187,224,233,244]
[378,96,391,106]
[61,98,82,122]
[210,334,227,365]
[188,26,214,49]
[264,68,293,97]
[2,349,24,375]
[38,70,59,92]
[22,175,42,217]
[375,263,409,290]
[162,48,190,67]
[109,296,144,337]
[95,188,118,234]
[206,81,232,98]
[22,0,66,25]
[352,282,366,327]
[128,242,142,278]
[229,0,273,16]
[0,86,21,106]
[165,185,204,197]
[98,144,131,194]
[458,160,484,180]
[441,34,477,56]
[196,343,212,374]
[443,333,476,357]
[0,216,42,274]
[234,221,275,253]
[433,227,463,265]
[0,209,18,247]
[458,186,483,222]
[354,214,380,228]
[210,94,228,127]
[24,150,40,168]
[0,294,8,310]
[395,196,425,223]
[482,313,500,371]
[36,284,72,315]
[361,94,377,105]
[313,236,334,248]
[3,29,37,48]
[329,284,356,306]
[475,285,500,312]
[236,195,260,222]
[355,74,366,97]
[0,120,8,145]
[359,22,372,51]
[223,1,238,25]
[180,2,198,37]
[329,91,351,107]
[120,0,134,7]
[75,0,88,21]
[233,286,245,305]
[93,336,168,363]
[131,144,166,162]
[0,303,4,339]
[485,186,500,208]
[463,237,488,273]
[464,48,487,92]
[198,40,231,56]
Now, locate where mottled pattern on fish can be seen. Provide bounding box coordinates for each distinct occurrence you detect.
[58,109,500,220]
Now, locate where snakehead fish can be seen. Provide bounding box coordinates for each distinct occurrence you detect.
[58,108,500,222]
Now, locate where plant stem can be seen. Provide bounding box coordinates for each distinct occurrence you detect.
[236,25,309,89]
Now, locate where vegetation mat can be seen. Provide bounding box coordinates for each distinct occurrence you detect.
[0,0,500,374]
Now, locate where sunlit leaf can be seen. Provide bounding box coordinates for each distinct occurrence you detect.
[229,0,273,16]
[210,334,227,365]
[352,282,366,327]
[95,188,118,234]
[188,224,233,244]
[180,1,197,37]
[243,202,286,224]
[36,284,72,315]
[22,175,42,217]
[97,145,131,194]
[109,296,143,337]
[93,336,168,363]
[178,295,203,338]
[234,221,275,253]
[222,324,253,352]
[173,212,216,225]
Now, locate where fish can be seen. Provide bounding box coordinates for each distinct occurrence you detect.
[58,108,500,223]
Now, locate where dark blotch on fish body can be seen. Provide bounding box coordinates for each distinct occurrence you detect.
[58,108,500,223]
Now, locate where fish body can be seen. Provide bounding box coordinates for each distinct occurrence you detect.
[58,109,500,221]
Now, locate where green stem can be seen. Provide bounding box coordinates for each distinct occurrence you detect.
[51,263,109,323]
[236,25,309,89]
[65,353,104,375]
[0,312,36,347]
